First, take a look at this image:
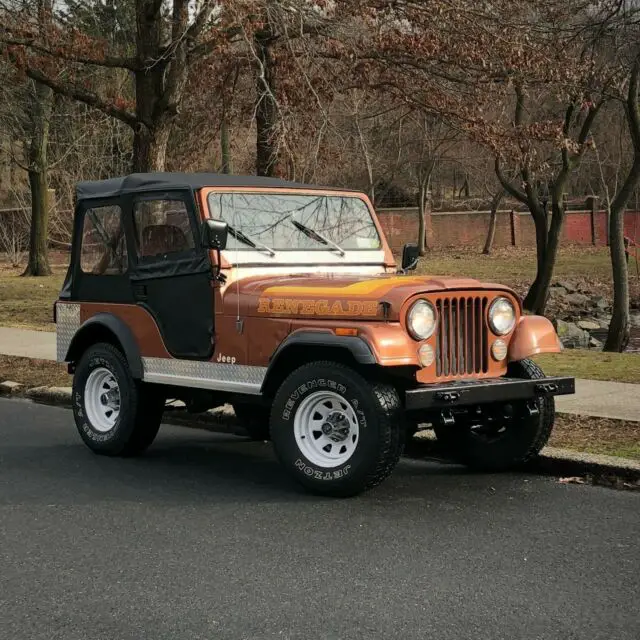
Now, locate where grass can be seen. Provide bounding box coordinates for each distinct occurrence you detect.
[416,246,613,285]
[0,265,65,331]
[0,355,71,388]
[534,350,640,384]
[550,414,640,461]
[416,246,640,301]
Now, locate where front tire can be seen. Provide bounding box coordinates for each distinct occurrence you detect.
[433,358,554,471]
[270,361,405,497]
[72,342,165,456]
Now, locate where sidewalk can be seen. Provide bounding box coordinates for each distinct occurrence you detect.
[0,326,638,422]
[0,327,56,361]
[555,378,640,422]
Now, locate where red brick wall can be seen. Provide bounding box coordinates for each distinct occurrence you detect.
[376,208,640,251]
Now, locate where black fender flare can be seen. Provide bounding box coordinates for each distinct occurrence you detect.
[262,330,376,392]
[65,313,144,379]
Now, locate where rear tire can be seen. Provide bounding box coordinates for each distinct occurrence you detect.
[270,361,405,497]
[72,342,164,456]
[433,358,554,470]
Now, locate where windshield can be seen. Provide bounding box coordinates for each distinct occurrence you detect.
[207,192,381,252]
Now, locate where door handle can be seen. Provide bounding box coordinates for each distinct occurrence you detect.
[133,283,148,300]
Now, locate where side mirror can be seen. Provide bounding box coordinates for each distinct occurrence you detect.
[401,243,419,271]
[202,219,228,250]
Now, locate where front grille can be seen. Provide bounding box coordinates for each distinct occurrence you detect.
[435,296,488,377]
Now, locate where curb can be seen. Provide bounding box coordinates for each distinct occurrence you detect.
[405,436,640,487]
[2,383,639,486]
[25,385,74,406]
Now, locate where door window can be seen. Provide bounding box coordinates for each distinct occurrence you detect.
[133,198,195,260]
[80,205,128,275]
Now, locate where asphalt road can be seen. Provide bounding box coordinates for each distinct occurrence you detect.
[1,398,638,640]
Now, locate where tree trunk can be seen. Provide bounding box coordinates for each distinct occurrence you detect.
[220,117,232,174]
[418,182,428,255]
[132,121,171,172]
[604,61,640,352]
[459,174,470,198]
[604,158,640,351]
[530,203,564,314]
[131,1,186,173]
[482,189,505,255]
[604,202,631,351]
[23,80,53,277]
[522,212,548,310]
[255,35,279,177]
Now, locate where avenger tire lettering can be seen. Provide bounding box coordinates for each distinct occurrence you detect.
[270,361,405,497]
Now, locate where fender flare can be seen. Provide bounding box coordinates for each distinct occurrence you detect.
[65,313,144,379]
[262,330,376,392]
[508,315,563,362]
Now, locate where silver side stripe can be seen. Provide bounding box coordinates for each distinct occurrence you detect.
[56,303,81,362]
[142,357,266,395]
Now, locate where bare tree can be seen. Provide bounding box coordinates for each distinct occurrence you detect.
[1,0,222,172]
[483,186,507,255]
[406,114,459,254]
[495,85,603,312]
[605,56,640,351]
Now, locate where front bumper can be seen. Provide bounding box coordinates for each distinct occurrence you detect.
[405,376,575,411]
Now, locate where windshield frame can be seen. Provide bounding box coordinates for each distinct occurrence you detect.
[204,187,384,255]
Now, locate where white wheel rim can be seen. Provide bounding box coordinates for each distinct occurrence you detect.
[293,391,360,468]
[84,367,121,433]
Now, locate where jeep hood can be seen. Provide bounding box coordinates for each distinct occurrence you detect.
[224,273,515,321]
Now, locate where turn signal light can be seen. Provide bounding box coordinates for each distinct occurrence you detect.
[335,327,358,337]
[418,343,435,367]
[491,339,508,361]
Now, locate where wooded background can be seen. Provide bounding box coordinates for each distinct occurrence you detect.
[1,0,639,350]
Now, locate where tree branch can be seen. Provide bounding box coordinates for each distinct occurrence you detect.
[625,56,640,151]
[145,0,165,20]
[609,57,640,216]
[577,101,602,145]
[494,156,527,203]
[0,34,139,70]
[24,67,138,129]
[514,82,525,127]
[560,101,576,171]
[185,0,219,41]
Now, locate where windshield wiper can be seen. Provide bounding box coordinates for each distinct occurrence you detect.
[290,218,345,256]
[227,226,275,256]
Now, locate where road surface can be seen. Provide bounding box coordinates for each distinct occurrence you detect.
[0,398,638,640]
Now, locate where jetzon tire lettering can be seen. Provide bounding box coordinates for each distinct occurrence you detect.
[271,362,403,497]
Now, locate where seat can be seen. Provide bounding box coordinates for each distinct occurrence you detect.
[140,224,189,257]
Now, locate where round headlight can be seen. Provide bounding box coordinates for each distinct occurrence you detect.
[407,300,437,340]
[489,297,516,335]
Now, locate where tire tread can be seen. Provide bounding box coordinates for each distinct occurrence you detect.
[73,342,163,457]
[271,361,404,496]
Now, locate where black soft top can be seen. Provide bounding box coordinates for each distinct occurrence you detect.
[76,172,352,201]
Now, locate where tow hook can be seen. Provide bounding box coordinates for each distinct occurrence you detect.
[536,382,559,394]
[435,391,461,403]
[439,410,455,427]
[525,401,540,417]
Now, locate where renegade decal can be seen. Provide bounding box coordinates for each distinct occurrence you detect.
[257,297,378,317]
